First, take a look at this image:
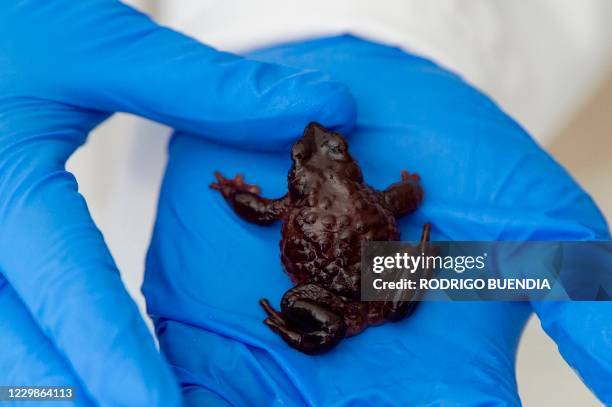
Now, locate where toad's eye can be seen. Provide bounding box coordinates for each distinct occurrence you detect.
[322,138,347,159]
[291,141,309,162]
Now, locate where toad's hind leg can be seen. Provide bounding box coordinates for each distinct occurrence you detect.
[383,223,432,321]
[259,284,348,355]
[211,171,288,225]
[381,170,424,217]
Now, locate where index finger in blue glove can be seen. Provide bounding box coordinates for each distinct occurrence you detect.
[0,1,355,406]
[5,1,356,150]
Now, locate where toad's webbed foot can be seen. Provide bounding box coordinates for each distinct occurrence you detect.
[211,171,288,225]
[260,284,348,355]
[381,170,424,217]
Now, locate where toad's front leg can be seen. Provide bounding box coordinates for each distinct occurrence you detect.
[211,171,288,225]
[381,170,424,217]
[259,284,349,355]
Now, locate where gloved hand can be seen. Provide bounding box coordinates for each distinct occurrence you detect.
[0,2,355,405]
[144,35,612,406]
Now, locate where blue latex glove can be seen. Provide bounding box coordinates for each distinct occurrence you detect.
[0,2,355,405]
[144,35,612,405]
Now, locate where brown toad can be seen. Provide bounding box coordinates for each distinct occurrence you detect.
[211,122,430,354]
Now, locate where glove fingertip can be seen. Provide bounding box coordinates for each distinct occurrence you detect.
[313,79,358,135]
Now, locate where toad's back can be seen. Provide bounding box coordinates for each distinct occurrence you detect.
[280,172,400,299]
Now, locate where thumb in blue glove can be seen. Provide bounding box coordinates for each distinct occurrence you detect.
[0,2,356,405]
